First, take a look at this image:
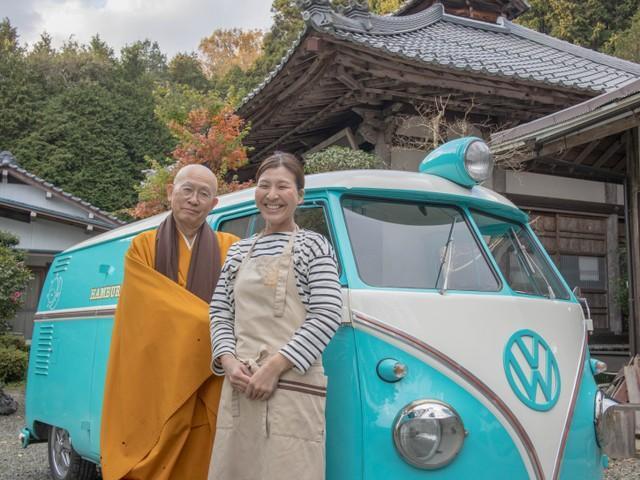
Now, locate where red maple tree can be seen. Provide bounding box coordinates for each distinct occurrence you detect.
[133,105,252,218]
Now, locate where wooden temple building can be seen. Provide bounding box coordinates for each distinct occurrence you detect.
[237,0,640,356]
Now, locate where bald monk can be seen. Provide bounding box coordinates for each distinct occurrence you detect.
[101,165,238,480]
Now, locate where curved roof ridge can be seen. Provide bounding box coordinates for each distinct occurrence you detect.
[441,10,509,33]
[507,21,640,78]
[304,2,445,35]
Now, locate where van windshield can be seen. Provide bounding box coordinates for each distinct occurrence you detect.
[341,197,500,291]
[470,211,570,300]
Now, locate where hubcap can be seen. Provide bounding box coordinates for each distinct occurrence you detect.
[51,427,71,477]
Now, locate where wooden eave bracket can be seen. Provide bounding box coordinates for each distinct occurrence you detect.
[304,36,324,53]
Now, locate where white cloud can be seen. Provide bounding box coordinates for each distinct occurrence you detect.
[3,0,273,58]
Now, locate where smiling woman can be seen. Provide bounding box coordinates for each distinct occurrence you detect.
[254,152,305,234]
[209,152,342,480]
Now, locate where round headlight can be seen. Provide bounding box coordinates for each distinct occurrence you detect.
[464,140,493,183]
[393,399,465,470]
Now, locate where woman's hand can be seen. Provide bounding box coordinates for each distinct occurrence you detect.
[220,354,252,393]
[245,353,293,401]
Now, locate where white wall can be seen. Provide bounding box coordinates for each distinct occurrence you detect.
[390,148,426,172]
[505,171,624,205]
[0,183,94,220]
[0,216,94,252]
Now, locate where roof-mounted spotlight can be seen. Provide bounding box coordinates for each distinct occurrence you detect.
[419,137,494,188]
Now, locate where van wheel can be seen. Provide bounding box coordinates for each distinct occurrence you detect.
[48,426,99,480]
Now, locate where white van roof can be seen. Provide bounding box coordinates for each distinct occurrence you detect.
[66,170,518,253]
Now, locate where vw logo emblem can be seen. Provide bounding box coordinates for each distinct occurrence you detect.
[503,329,560,411]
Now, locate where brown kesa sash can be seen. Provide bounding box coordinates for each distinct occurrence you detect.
[154,213,221,302]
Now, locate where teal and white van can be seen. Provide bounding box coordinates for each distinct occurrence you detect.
[21,137,635,479]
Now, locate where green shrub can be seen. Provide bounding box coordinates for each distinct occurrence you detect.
[304,146,383,174]
[0,346,28,383]
[0,230,32,332]
[0,334,28,352]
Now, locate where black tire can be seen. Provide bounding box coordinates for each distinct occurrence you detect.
[47,426,99,480]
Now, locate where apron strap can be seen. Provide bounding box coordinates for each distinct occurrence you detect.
[238,228,298,318]
[273,229,297,318]
[238,232,264,270]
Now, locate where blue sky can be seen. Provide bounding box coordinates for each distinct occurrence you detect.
[1,0,274,58]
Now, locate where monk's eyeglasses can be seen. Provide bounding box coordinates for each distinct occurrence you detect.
[177,184,213,201]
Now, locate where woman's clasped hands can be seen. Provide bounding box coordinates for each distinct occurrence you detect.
[219,353,292,401]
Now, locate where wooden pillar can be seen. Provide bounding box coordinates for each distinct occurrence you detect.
[605,183,622,335]
[374,129,392,167]
[625,127,640,354]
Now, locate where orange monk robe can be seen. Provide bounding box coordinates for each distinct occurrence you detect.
[101,229,238,480]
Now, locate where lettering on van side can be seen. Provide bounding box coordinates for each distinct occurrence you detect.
[90,285,121,301]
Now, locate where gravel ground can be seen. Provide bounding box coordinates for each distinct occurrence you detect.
[606,459,640,479]
[1,384,640,479]
[0,386,48,480]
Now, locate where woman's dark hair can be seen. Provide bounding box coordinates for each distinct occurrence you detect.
[255,151,305,191]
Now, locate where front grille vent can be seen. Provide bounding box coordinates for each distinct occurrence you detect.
[52,255,72,274]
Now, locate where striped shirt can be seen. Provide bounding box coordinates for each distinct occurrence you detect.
[210,229,343,374]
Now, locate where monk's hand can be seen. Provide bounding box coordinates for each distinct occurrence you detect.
[246,353,293,401]
[220,354,252,393]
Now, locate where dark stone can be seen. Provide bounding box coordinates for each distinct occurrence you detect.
[0,388,18,415]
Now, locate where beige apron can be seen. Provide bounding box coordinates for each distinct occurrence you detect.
[209,231,327,480]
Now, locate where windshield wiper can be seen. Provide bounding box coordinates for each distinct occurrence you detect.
[511,228,556,299]
[436,217,456,295]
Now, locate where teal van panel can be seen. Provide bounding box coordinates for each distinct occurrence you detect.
[353,330,529,479]
[25,319,99,457]
[88,317,115,458]
[323,325,363,479]
[558,359,603,480]
[28,232,132,461]
[39,237,131,312]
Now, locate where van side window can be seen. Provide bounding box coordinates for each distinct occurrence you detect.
[342,197,500,291]
[219,204,335,249]
[470,210,570,300]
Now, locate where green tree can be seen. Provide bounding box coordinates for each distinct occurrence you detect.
[610,9,640,62]
[0,27,176,214]
[0,17,19,54]
[0,28,46,154]
[517,0,640,51]
[168,52,210,91]
[0,231,32,332]
[369,0,403,14]
[120,39,168,81]
[13,77,174,212]
[154,82,224,126]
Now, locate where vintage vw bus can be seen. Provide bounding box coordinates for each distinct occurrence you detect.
[21,137,636,479]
